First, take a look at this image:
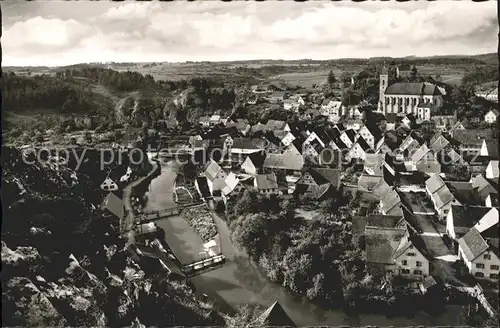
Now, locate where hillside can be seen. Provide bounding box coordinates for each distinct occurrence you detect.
[1,146,225,327]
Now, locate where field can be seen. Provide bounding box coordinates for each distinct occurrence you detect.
[268,69,339,89]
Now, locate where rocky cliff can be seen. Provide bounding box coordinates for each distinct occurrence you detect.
[2,146,224,327]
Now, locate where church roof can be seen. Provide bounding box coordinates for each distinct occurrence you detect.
[385,82,441,96]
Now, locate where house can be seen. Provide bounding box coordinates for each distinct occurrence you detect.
[340,129,357,149]
[203,160,227,197]
[265,119,287,131]
[194,176,212,201]
[431,115,456,132]
[346,136,371,162]
[209,115,222,126]
[426,175,483,221]
[480,140,499,159]
[294,168,341,200]
[476,87,498,102]
[471,174,498,205]
[240,152,266,175]
[352,214,406,237]
[224,122,251,136]
[445,205,493,241]
[486,160,499,179]
[263,154,304,189]
[396,64,412,79]
[320,99,344,122]
[449,120,466,136]
[365,226,407,274]
[254,173,282,196]
[344,119,364,131]
[380,188,404,217]
[198,116,210,127]
[454,129,496,155]
[457,227,500,282]
[357,125,382,149]
[410,144,441,174]
[365,226,430,279]
[485,193,499,208]
[378,68,444,116]
[100,192,125,226]
[364,154,385,176]
[344,105,363,119]
[230,138,268,157]
[274,130,296,147]
[221,173,246,204]
[402,113,417,128]
[254,301,295,328]
[385,113,400,131]
[283,95,305,111]
[484,109,499,124]
[358,174,392,199]
[375,132,401,157]
[100,176,119,192]
[400,132,425,154]
[268,91,286,103]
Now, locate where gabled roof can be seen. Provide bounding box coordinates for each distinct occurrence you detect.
[411,144,431,163]
[365,226,407,264]
[381,189,402,215]
[472,175,498,200]
[353,215,405,236]
[487,160,499,177]
[101,192,124,220]
[385,82,441,96]
[483,140,499,158]
[487,109,500,117]
[342,129,357,142]
[266,120,287,130]
[385,113,400,123]
[458,228,489,261]
[244,152,266,169]
[309,168,341,188]
[232,138,268,150]
[222,173,240,196]
[364,154,384,172]
[425,174,446,194]
[204,160,223,181]
[453,129,496,146]
[257,301,295,327]
[263,154,304,171]
[446,181,482,205]
[358,174,383,192]
[450,205,492,232]
[255,173,279,190]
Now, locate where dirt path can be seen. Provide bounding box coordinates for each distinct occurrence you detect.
[122,161,159,247]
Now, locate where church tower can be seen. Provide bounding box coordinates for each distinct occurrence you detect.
[378,66,389,113]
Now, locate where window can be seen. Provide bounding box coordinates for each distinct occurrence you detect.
[402,260,408,266]
[475,272,484,278]
[407,252,416,257]
[476,263,485,269]
[416,261,422,267]
[414,270,422,275]
[490,274,499,279]
[484,254,491,260]
[401,269,410,274]
[491,265,499,270]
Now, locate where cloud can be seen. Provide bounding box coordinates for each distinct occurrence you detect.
[2,1,497,66]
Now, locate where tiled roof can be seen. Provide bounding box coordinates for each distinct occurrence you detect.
[343,129,357,142]
[101,192,124,220]
[488,160,499,177]
[411,144,431,163]
[245,152,266,168]
[385,82,440,96]
[263,154,304,171]
[453,129,496,146]
[358,174,383,192]
[222,173,240,196]
[255,173,279,190]
[458,228,489,261]
[471,175,498,200]
[365,226,406,264]
[356,136,372,152]
[483,140,499,158]
[381,189,402,215]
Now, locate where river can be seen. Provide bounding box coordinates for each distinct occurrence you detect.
[145,160,465,326]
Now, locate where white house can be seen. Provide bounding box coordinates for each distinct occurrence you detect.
[357,125,381,149]
[458,227,500,282]
[204,160,227,197]
[445,205,492,241]
[320,99,344,121]
[254,173,282,196]
[346,137,371,162]
[340,129,357,149]
[484,109,499,124]
[209,114,222,126]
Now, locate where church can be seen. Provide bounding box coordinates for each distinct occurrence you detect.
[378,66,444,121]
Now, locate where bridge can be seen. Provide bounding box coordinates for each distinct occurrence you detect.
[136,203,225,277]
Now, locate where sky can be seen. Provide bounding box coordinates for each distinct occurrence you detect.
[2,0,498,67]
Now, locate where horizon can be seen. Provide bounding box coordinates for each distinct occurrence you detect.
[3,1,498,67]
[3,51,498,69]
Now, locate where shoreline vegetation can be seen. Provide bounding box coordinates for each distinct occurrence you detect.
[182,206,218,243]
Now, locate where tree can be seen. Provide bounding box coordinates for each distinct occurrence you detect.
[327,70,337,85]
[410,65,418,80]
